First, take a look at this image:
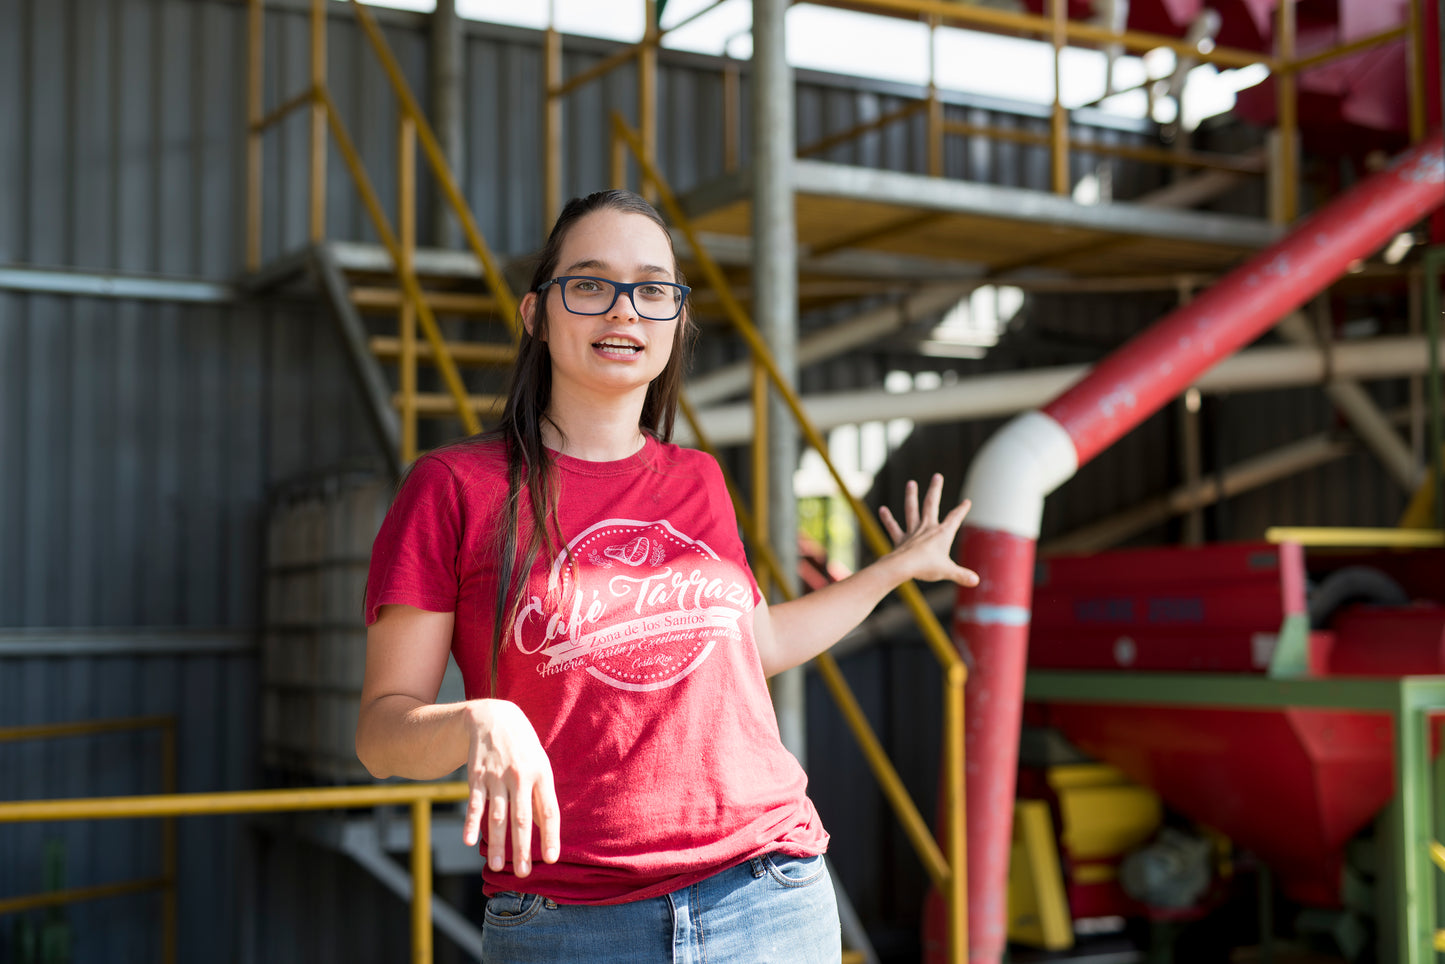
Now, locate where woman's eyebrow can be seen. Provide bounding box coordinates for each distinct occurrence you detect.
[560,259,673,278]
[562,258,610,275]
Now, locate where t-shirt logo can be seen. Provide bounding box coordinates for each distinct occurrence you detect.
[511,519,754,691]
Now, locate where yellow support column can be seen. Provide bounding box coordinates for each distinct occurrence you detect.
[1049,0,1070,196]
[1407,0,1427,142]
[411,800,433,964]
[161,724,177,964]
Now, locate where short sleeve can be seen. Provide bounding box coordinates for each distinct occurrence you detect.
[364,454,465,625]
[697,452,766,609]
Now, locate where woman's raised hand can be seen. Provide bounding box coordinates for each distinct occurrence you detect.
[877,474,980,587]
[461,699,561,878]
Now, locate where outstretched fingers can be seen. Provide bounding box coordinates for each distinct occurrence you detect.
[877,477,981,585]
[462,701,561,878]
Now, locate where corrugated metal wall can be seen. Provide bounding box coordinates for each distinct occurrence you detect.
[0,635,256,963]
[0,0,1421,960]
[0,293,383,627]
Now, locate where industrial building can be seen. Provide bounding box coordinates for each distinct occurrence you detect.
[1,0,1442,961]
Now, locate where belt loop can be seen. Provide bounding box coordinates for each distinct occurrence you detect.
[749,855,766,878]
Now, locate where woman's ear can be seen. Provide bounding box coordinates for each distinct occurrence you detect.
[520,290,541,339]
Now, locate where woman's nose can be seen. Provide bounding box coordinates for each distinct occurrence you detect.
[607,288,641,321]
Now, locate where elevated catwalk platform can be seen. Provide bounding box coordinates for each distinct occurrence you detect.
[676,159,1281,284]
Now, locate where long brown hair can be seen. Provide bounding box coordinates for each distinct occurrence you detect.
[486,190,694,693]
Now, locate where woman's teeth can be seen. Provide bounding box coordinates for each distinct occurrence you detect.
[594,341,642,354]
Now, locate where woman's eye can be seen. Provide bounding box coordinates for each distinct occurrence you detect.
[571,280,603,292]
[637,284,667,299]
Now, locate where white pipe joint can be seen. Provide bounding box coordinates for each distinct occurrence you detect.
[963,410,1079,540]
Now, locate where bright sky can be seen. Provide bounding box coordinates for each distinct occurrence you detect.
[359,0,1270,130]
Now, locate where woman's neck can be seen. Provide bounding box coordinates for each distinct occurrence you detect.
[541,393,649,462]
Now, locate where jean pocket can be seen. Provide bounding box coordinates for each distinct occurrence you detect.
[483,890,546,927]
[762,851,827,888]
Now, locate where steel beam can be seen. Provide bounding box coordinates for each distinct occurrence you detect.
[430,0,464,249]
[0,266,235,303]
[752,0,805,764]
[681,335,1445,447]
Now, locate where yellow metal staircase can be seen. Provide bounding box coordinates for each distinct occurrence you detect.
[245,0,520,476]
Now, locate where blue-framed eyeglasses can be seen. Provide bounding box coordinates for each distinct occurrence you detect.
[537,275,690,322]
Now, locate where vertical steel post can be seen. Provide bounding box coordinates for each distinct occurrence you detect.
[161,723,177,964]
[431,0,464,248]
[545,18,563,225]
[640,0,659,200]
[310,0,327,242]
[927,16,943,178]
[410,800,433,964]
[1410,0,1428,142]
[944,663,968,964]
[1385,688,1436,963]
[752,0,804,762]
[611,126,627,191]
[724,60,740,173]
[401,117,419,464]
[753,360,771,597]
[1049,0,1069,195]
[1426,248,1444,528]
[247,0,263,272]
[1274,0,1298,224]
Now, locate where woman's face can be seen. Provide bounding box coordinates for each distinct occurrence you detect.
[522,208,681,406]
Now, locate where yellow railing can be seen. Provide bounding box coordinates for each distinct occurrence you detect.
[0,780,470,964]
[1265,526,1445,548]
[246,0,522,463]
[0,717,178,964]
[611,112,970,962]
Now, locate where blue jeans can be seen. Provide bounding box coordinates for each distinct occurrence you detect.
[480,852,841,963]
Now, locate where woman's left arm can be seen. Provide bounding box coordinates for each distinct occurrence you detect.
[752,473,978,677]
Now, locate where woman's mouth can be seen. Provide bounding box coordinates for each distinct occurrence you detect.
[593,339,643,356]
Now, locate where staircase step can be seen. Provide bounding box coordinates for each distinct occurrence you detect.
[369,336,515,367]
[399,392,508,417]
[350,286,501,315]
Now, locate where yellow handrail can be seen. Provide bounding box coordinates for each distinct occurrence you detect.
[0,716,178,964]
[625,116,969,963]
[1265,526,1445,548]
[0,782,469,964]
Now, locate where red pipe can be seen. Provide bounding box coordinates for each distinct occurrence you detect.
[1046,134,1445,465]
[943,133,1443,964]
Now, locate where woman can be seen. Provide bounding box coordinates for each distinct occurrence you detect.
[357,189,978,963]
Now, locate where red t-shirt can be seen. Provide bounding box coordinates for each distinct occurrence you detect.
[364,435,828,903]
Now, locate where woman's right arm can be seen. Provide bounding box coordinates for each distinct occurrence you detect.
[356,604,560,877]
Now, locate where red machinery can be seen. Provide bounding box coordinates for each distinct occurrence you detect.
[1030,542,1445,909]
